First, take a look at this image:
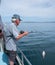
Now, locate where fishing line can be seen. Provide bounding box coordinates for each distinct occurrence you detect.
[28,31,45,35]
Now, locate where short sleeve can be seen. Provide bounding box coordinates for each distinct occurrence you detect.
[11,23,19,38]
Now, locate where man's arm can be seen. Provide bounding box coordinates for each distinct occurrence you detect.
[16,32,28,40]
[11,23,28,40]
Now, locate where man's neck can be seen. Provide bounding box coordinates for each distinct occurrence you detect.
[14,22,17,26]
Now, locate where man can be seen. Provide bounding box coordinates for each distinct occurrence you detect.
[4,14,28,65]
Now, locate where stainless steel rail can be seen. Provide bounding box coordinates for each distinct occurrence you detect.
[16,48,32,65]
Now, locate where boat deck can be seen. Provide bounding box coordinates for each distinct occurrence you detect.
[0,52,9,65]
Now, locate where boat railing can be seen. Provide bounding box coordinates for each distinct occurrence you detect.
[16,47,32,65]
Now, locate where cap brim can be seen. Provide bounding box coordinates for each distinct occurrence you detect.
[12,18,16,22]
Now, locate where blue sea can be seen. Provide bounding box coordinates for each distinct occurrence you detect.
[16,22,55,65]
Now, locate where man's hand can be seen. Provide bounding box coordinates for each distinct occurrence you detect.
[16,31,29,40]
[23,32,29,36]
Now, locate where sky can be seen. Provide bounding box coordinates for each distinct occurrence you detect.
[0,0,55,22]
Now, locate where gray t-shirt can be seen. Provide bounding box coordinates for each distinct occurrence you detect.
[4,23,19,51]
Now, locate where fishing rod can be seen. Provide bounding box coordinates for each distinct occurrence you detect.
[20,30,45,35]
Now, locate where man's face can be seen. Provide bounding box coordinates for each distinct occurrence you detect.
[15,19,20,26]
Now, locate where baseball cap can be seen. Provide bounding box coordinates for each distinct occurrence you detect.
[12,14,22,22]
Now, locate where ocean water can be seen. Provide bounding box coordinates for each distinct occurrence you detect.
[16,22,55,65]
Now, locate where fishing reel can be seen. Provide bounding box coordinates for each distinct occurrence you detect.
[20,30,24,34]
